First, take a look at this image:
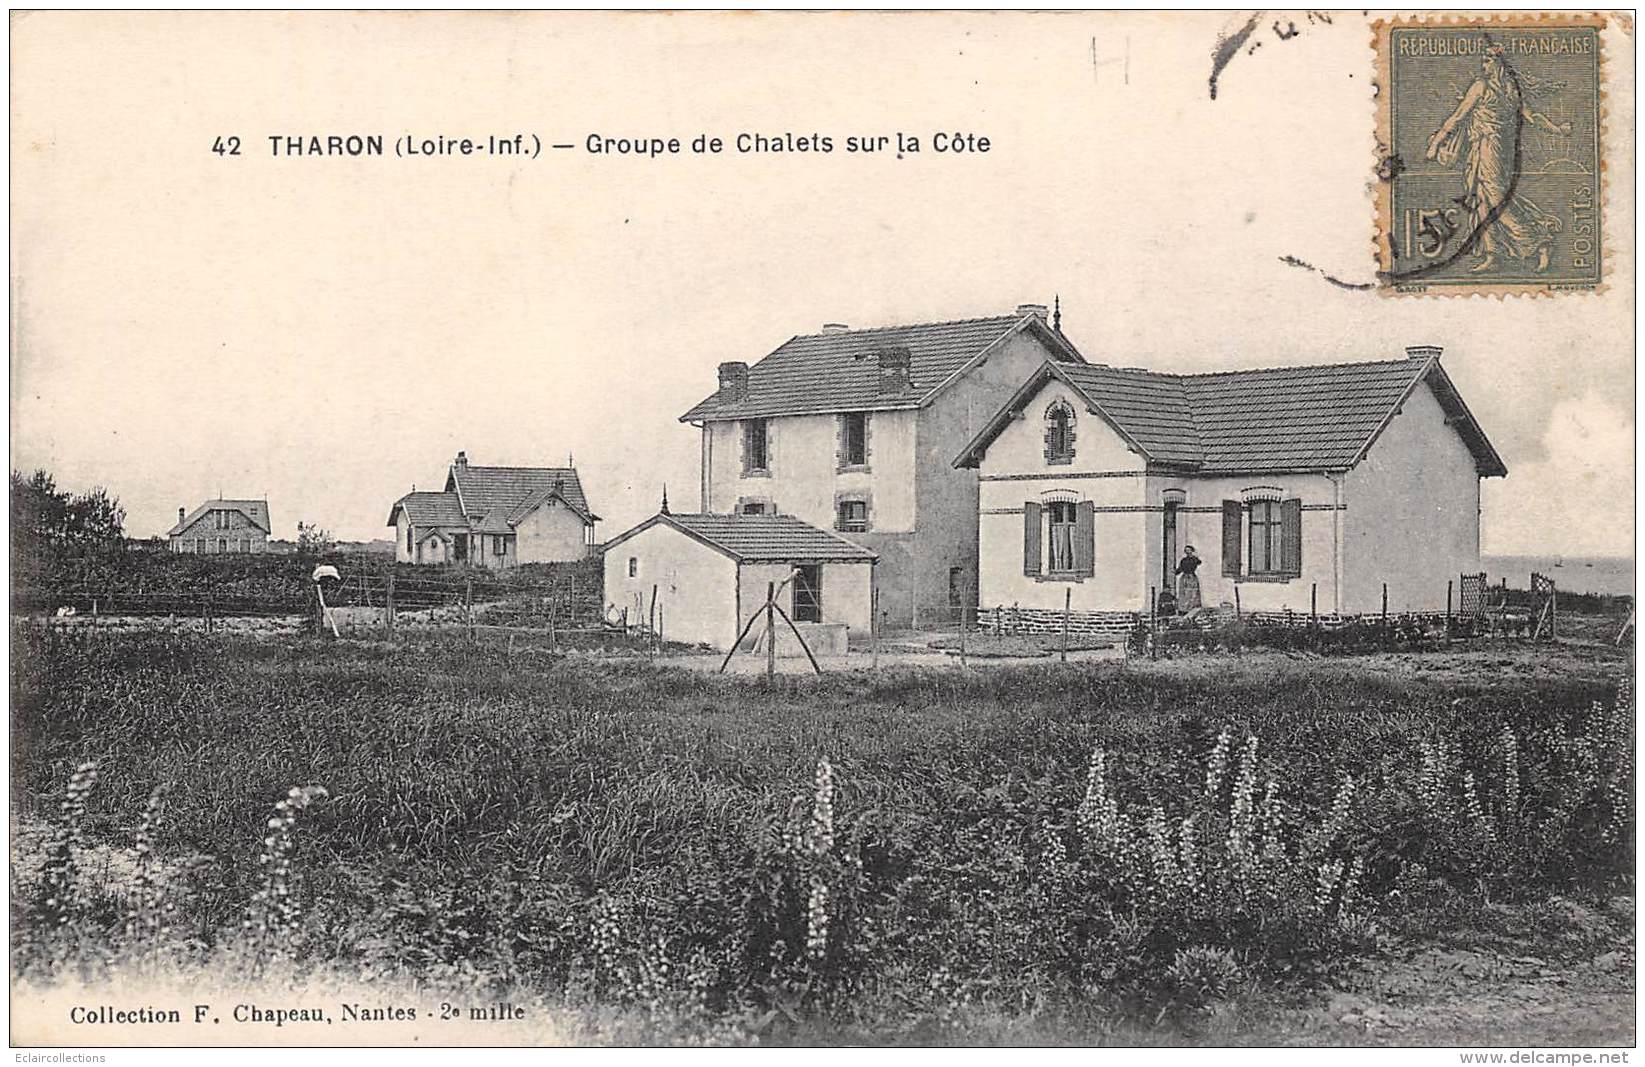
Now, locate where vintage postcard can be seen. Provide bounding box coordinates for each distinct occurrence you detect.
[8,9,1636,1057]
[1375,13,1609,294]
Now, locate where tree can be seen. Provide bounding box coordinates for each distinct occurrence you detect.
[296,521,335,557]
[11,469,125,574]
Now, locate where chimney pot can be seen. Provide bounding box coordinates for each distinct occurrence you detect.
[821,323,850,334]
[1016,303,1049,320]
[179,506,186,525]
[455,450,469,471]
[717,361,749,403]
[1405,345,1443,360]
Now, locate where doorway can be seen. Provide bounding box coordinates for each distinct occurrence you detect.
[793,565,822,623]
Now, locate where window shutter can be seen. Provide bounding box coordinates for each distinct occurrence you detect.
[1221,500,1242,577]
[1280,498,1303,576]
[1074,500,1095,577]
[1022,501,1042,576]
[836,414,846,471]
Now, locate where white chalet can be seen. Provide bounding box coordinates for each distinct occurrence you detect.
[953,346,1507,621]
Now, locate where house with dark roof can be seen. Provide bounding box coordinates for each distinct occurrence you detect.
[679,303,1085,628]
[953,346,1506,619]
[168,499,273,554]
[603,507,876,652]
[386,452,598,568]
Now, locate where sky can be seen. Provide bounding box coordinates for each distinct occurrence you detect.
[10,11,1636,557]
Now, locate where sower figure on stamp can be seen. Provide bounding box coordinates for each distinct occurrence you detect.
[1175,545,1202,613]
[1425,44,1573,274]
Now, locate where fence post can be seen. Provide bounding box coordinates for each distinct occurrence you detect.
[1061,587,1071,664]
[1381,583,1388,624]
[1233,585,1242,621]
[958,585,968,669]
[386,573,396,636]
[1446,579,1454,640]
[765,581,777,683]
[649,584,658,637]
[1150,585,1159,661]
[465,578,475,640]
[1310,583,1318,625]
[870,584,879,670]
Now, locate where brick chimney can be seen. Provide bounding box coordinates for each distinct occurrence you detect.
[1016,303,1049,321]
[717,361,749,403]
[178,506,186,526]
[1405,345,1443,360]
[821,323,850,334]
[878,346,913,394]
[454,450,469,473]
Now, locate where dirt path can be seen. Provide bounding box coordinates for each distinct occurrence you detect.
[1186,896,1638,1047]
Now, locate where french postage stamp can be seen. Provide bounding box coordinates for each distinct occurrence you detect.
[1374,14,1606,295]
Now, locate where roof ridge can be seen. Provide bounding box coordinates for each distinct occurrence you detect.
[464,464,577,472]
[1069,356,1422,381]
[1174,356,1425,380]
[786,312,1023,341]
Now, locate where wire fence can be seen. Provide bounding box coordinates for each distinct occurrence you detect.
[11,568,606,632]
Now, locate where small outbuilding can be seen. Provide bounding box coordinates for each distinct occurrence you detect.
[603,511,877,653]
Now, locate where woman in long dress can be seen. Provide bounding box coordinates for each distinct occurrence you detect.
[1175,545,1202,613]
[1425,47,1573,273]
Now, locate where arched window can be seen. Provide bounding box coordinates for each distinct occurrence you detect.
[1044,400,1077,465]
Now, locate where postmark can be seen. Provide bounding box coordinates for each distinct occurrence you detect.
[1374,14,1606,295]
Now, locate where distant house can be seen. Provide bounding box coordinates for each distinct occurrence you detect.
[603,509,876,652]
[679,304,1085,628]
[386,451,598,568]
[953,347,1507,620]
[168,499,273,554]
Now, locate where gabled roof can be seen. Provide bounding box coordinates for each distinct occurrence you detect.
[679,310,1084,422]
[604,512,878,564]
[168,499,272,536]
[447,465,598,523]
[505,484,596,527]
[387,491,466,528]
[954,351,1507,478]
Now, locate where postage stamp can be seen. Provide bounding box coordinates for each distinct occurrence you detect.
[1374,14,1606,295]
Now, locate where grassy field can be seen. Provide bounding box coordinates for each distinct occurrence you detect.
[9,623,1634,1045]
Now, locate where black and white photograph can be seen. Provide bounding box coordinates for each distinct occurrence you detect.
[7,8,1637,1054]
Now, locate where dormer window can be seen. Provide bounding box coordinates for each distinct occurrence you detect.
[1044,400,1077,465]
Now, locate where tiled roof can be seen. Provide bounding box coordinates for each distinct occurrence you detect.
[387,491,466,528]
[168,499,271,536]
[679,312,1081,422]
[1058,364,1202,465]
[449,465,595,521]
[605,513,878,564]
[956,353,1506,477]
[1182,359,1433,473]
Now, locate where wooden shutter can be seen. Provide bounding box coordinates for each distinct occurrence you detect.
[1280,498,1303,576]
[1023,501,1042,576]
[1074,500,1096,577]
[1221,500,1242,577]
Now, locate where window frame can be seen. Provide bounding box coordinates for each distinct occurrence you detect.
[742,418,770,475]
[835,496,869,533]
[1043,401,1077,465]
[627,557,638,578]
[1247,500,1284,576]
[1046,500,1078,573]
[839,411,870,470]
